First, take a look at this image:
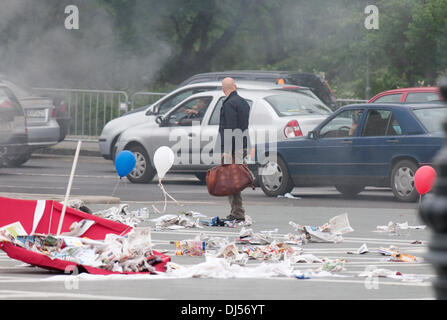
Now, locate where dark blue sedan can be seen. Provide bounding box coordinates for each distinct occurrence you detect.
[257,103,447,202]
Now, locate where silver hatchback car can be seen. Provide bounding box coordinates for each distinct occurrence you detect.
[99,80,310,161]
[115,88,332,183]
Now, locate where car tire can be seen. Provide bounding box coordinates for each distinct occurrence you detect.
[259,156,294,197]
[4,152,31,167]
[390,159,419,202]
[126,145,156,184]
[335,184,364,198]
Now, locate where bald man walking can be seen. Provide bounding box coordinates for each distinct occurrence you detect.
[218,78,251,222]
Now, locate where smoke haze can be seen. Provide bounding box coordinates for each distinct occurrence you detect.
[0,0,171,91]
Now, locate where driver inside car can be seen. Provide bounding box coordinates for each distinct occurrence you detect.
[175,98,209,126]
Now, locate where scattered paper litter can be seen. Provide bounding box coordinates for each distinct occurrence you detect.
[93,204,146,227]
[375,221,426,234]
[277,193,301,200]
[1,225,161,273]
[236,227,273,245]
[289,213,354,243]
[358,266,430,282]
[164,256,294,279]
[347,243,368,255]
[62,219,95,237]
[318,258,346,272]
[182,211,207,218]
[289,254,322,264]
[62,199,93,214]
[378,246,421,263]
[151,214,202,230]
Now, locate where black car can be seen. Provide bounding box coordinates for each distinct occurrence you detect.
[0,84,28,166]
[179,70,337,111]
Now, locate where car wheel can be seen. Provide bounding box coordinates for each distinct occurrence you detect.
[126,145,156,183]
[391,159,419,202]
[335,184,364,198]
[259,156,294,197]
[4,153,31,167]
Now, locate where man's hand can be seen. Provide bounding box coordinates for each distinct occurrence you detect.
[185,108,198,115]
[222,153,233,165]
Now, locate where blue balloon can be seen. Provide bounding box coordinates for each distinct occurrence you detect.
[115,150,136,178]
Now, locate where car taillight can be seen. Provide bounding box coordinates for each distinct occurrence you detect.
[284,120,302,138]
[0,100,12,109]
[24,116,28,134]
[51,105,56,118]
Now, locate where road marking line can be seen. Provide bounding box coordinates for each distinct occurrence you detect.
[4,172,117,179]
[0,185,80,190]
[0,289,151,300]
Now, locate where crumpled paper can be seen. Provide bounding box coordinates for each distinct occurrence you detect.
[289,213,354,243]
[151,214,202,230]
[347,243,368,255]
[240,241,300,262]
[236,227,273,245]
[93,204,147,227]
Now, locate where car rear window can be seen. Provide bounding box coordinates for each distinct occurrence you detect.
[405,92,440,103]
[264,93,331,117]
[413,107,447,133]
[373,93,402,103]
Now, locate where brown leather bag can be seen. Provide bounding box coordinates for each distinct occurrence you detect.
[206,163,255,196]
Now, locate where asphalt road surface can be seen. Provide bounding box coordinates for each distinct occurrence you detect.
[0,154,437,301]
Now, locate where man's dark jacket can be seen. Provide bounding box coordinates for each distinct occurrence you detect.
[218,91,250,154]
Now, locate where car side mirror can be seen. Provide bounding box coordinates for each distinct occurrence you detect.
[155,115,164,125]
[308,130,319,139]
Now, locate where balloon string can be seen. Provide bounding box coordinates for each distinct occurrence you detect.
[152,179,182,214]
[111,178,121,198]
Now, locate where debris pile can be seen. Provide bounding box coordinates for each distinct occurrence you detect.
[0,222,164,273]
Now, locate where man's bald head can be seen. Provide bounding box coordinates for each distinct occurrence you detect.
[222,77,237,96]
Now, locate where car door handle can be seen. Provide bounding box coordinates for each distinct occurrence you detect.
[341,140,353,144]
[386,139,399,143]
[188,133,197,138]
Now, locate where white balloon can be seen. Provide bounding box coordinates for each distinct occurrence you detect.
[153,146,174,179]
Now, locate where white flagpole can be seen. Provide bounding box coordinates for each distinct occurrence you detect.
[56,140,82,236]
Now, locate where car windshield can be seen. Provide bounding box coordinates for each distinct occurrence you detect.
[264,93,331,116]
[413,107,447,133]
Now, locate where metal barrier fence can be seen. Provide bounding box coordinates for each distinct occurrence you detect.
[32,88,167,139]
[33,88,129,138]
[32,86,365,140]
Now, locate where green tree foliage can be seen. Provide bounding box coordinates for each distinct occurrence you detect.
[1,0,446,99]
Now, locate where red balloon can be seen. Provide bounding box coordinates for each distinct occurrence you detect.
[414,165,437,195]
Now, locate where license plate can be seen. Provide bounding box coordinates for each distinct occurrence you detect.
[26,109,46,120]
[0,122,11,132]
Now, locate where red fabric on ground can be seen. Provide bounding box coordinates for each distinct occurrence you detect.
[0,196,170,274]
